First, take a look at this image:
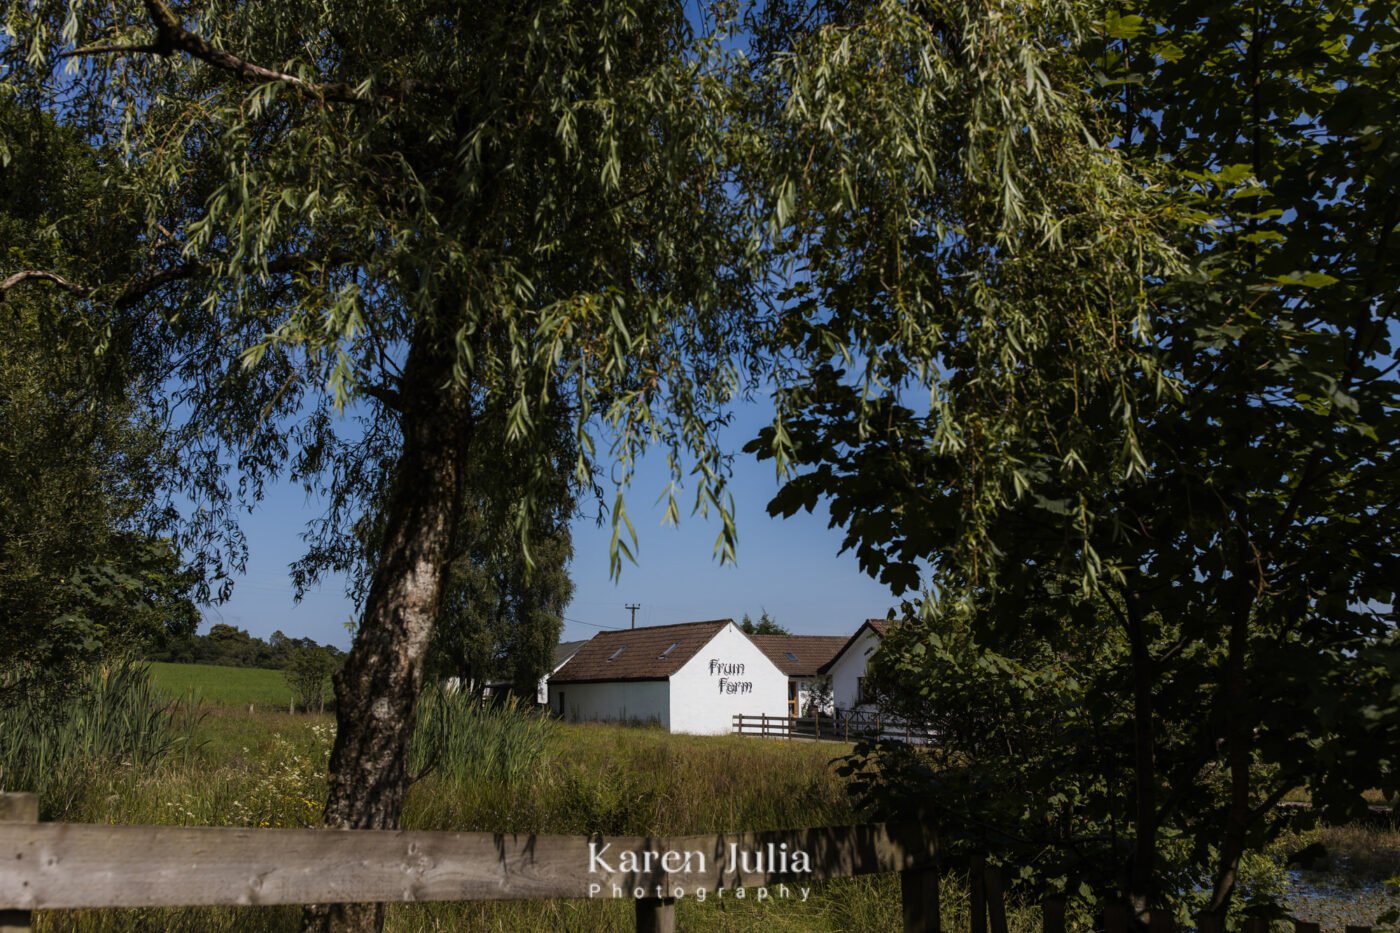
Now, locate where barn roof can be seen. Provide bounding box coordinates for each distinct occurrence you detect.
[549,620,732,684]
[817,619,893,675]
[748,635,849,677]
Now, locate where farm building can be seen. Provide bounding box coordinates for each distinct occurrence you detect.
[536,639,588,704]
[546,619,789,734]
[446,638,588,704]
[748,634,848,716]
[819,619,891,711]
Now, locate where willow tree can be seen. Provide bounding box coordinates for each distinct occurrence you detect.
[2,2,752,927]
[749,0,1398,925]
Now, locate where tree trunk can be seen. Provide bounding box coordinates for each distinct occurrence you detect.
[1203,602,1251,920]
[1125,596,1157,930]
[302,339,472,933]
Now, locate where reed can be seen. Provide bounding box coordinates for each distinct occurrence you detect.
[0,657,201,817]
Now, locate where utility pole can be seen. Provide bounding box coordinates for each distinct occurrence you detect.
[625,603,641,629]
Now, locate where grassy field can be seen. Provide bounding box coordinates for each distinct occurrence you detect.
[28,707,1055,933]
[148,661,293,709]
[23,691,1396,931]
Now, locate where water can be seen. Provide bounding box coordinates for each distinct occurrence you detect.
[1283,869,1398,927]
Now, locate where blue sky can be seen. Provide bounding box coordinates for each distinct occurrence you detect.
[201,399,900,649]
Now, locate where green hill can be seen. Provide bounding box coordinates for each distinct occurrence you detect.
[148,661,293,708]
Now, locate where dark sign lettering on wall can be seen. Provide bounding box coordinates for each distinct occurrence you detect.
[709,659,753,694]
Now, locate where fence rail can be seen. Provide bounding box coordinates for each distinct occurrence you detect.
[733,711,936,744]
[0,793,1380,933]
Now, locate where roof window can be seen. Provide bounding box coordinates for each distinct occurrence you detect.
[660,642,680,658]
[784,651,799,662]
[608,646,627,662]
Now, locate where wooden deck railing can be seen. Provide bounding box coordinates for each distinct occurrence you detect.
[733,710,936,744]
[0,793,1380,932]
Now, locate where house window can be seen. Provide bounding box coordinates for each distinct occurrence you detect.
[857,676,870,705]
[608,646,626,662]
[784,651,799,663]
[659,642,679,658]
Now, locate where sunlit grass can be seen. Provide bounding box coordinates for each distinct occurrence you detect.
[147,661,293,709]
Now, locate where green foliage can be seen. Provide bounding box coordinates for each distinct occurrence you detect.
[0,657,201,818]
[282,646,338,713]
[740,610,789,635]
[745,0,1181,592]
[1,0,759,581]
[151,626,343,670]
[749,0,1400,916]
[406,407,575,697]
[0,100,198,702]
[409,687,555,792]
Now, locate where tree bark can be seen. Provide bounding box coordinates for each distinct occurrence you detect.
[1124,594,1157,931]
[302,337,472,933]
[1203,598,1252,920]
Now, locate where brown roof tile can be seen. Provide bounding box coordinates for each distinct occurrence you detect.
[748,635,849,677]
[549,620,732,684]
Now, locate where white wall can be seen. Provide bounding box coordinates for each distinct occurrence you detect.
[828,626,883,710]
[548,680,671,729]
[668,623,788,734]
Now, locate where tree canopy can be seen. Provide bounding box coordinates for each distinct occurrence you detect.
[3,5,760,928]
[0,100,197,703]
[752,0,1399,924]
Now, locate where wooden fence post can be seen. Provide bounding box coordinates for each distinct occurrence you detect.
[970,857,988,933]
[1102,903,1129,933]
[635,896,676,933]
[1042,896,1067,933]
[0,793,38,933]
[985,863,1008,933]
[1198,915,1225,933]
[900,865,940,933]
[1149,910,1175,933]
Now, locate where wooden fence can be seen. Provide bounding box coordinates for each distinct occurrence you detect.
[733,710,936,744]
[0,793,1380,933]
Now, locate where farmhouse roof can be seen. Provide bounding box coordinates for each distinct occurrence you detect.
[552,640,589,670]
[748,635,848,677]
[549,620,732,684]
[817,619,893,675]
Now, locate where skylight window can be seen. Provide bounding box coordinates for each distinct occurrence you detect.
[608,646,627,662]
[784,652,799,662]
[659,642,680,658]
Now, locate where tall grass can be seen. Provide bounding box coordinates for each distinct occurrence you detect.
[410,687,555,790]
[0,657,200,817]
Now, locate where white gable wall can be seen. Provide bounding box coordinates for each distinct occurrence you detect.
[668,622,788,734]
[828,627,883,710]
[538,651,582,704]
[550,680,670,729]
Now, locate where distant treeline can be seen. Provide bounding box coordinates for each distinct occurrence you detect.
[148,623,344,670]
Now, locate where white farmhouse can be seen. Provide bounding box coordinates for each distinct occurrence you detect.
[748,634,848,716]
[818,619,890,711]
[547,619,789,734]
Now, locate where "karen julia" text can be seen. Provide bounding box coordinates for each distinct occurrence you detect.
[588,841,812,876]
